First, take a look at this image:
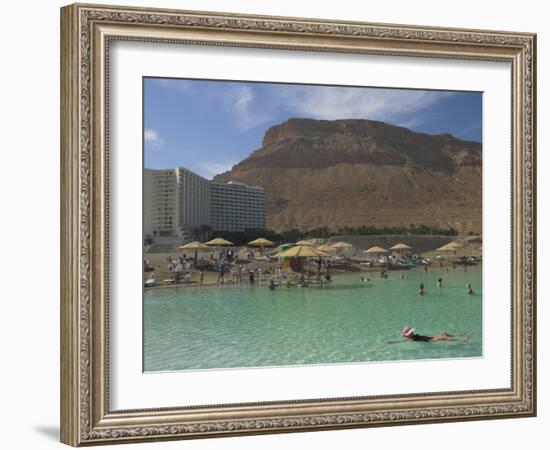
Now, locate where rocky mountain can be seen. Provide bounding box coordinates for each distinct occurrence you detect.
[215,118,482,234]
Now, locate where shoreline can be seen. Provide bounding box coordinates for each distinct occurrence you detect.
[144,238,481,289]
[144,261,482,290]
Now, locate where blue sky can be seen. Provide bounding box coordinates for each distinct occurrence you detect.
[144,77,482,178]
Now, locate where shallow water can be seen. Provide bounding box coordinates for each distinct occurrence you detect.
[144,265,482,371]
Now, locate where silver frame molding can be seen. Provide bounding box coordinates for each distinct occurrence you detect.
[60,3,536,446]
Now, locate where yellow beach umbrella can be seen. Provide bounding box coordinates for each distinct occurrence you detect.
[205,237,234,246]
[364,246,388,254]
[295,239,315,246]
[331,241,354,256]
[317,244,336,253]
[178,241,209,263]
[248,237,275,255]
[178,241,209,250]
[276,245,328,258]
[331,241,353,249]
[248,237,275,247]
[436,242,462,252]
[390,243,412,251]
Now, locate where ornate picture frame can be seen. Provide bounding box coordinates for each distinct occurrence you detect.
[60,3,536,446]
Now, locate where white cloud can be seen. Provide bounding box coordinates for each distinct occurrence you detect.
[151,77,454,131]
[223,85,274,130]
[144,128,164,147]
[275,86,453,125]
[195,161,236,179]
[218,84,453,131]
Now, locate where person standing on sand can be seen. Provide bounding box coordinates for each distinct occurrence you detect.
[199,269,204,285]
[217,265,225,284]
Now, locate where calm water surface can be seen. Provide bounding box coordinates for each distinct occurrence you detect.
[144,266,482,371]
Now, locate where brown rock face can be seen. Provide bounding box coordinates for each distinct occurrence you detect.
[215,118,482,234]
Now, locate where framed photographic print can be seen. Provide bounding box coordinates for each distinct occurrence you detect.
[60,3,536,446]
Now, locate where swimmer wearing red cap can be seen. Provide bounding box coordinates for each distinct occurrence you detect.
[401,327,468,342]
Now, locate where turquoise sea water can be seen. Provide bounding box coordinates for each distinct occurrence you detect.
[144,266,482,371]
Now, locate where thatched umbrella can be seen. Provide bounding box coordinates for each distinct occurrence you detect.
[178,241,209,264]
[205,237,234,260]
[331,241,353,249]
[276,245,328,258]
[316,244,336,253]
[435,242,463,259]
[331,241,354,257]
[205,237,234,246]
[295,239,315,246]
[275,245,328,258]
[248,237,275,255]
[390,243,412,252]
[276,245,328,273]
[364,246,389,254]
[436,242,462,252]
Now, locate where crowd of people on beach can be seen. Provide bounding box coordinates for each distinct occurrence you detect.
[144,238,480,297]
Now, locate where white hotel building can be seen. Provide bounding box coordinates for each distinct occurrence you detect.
[144,167,266,238]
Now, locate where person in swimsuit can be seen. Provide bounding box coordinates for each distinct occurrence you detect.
[401,327,468,342]
[418,283,425,296]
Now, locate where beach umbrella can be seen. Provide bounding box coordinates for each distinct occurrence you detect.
[295,239,315,246]
[390,243,412,251]
[316,244,336,253]
[205,237,234,246]
[331,241,353,249]
[331,241,354,257]
[276,245,329,274]
[248,237,275,247]
[205,237,234,260]
[179,241,209,251]
[364,246,388,254]
[248,237,275,255]
[275,245,328,258]
[436,242,462,252]
[178,241,209,264]
[436,242,463,260]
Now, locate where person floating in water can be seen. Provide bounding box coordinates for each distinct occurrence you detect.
[401,327,468,342]
[418,283,425,296]
[360,276,371,283]
[467,283,474,295]
[436,278,442,288]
